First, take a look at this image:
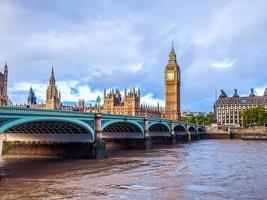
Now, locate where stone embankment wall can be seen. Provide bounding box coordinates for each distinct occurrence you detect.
[232,127,267,139]
[233,127,267,134]
[204,126,230,139]
[204,126,267,140]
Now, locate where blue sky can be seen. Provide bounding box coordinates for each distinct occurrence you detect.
[0,0,266,112]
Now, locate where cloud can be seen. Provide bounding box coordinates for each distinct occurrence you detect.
[254,85,267,96]
[130,63,143,73]
[211,59,237,69]
[9,81,165,108]
[141,93,164,107]
[9,81,103,104]
[2,0,267,112]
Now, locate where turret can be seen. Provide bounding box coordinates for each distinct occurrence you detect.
[46,66,61,109]
[27,87,37,105]
[219,89,227,98]
[233,89,239,97]
[249,88,255,97]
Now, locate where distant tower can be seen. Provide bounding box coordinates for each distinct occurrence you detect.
[46,67,61,109]
[27,87,37,105]
[78,99,85,111]
[0,62,8,106]
[164,44,181,120]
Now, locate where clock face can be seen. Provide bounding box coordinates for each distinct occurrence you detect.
[167,72,174,80]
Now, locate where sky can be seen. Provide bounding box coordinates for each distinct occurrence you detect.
[0,0,266,112]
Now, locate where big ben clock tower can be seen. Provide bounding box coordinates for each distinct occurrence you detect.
[165,44,181,121]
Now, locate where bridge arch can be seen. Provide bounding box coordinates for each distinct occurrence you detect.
[148,122,171,132]
[198,127,204,132]
[0,117,95,142]
[188,126,196,132]
[101,120,144,139]
[148,122,171,137]
[174,124,187,132]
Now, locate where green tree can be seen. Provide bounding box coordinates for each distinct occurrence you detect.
[187,115,195,124]
[195,115,205,125]
[186,113,215,126]
[204,112,214,126]
[242,105,267,127]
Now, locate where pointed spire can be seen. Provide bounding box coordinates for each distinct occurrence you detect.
[29,86,33,93]
[171,41,175,53]
[4,61,8,73]
[169,42,176,62]
[49,66,55,85]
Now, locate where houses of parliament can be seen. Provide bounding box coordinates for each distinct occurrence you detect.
[1,45,181,121]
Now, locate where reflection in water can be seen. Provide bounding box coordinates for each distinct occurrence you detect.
[1,140,267,199]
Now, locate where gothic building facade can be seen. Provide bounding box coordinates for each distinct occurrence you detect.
[0,63,8,106]
[94,88,163,118]
[46,67,61,109]
[103,88,140,116]
[214,88,267,126]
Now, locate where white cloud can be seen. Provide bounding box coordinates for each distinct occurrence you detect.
[130,63,143,73]
[211,59,237,69]
[2,1,267,112]
[9,81,103,104]
[193,2,267,48]
[141,93,164,107]
[255,85,267,96]
[0,2,19,32]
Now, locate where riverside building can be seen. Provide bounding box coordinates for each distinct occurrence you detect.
[214,88,267,126]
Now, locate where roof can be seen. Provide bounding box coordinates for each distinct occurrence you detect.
[215,96,267,106]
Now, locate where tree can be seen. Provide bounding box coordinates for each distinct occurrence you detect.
[186,112,215,126]
[187,115,195,124]
[242,105,267,127]
[204,112,214,126]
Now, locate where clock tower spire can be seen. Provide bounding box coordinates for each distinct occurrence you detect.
[164,44,181,121]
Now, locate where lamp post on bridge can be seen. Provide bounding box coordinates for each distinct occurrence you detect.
[93,96,108,159]
[96,96,101,113]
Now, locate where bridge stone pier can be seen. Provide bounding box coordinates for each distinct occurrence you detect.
[0,107,204,159]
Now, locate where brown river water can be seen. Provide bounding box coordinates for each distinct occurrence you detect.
[0,140,267,200]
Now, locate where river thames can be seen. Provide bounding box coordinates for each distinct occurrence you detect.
[0,140,267,199]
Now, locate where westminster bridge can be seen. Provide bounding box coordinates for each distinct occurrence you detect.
[0,107,205,159]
